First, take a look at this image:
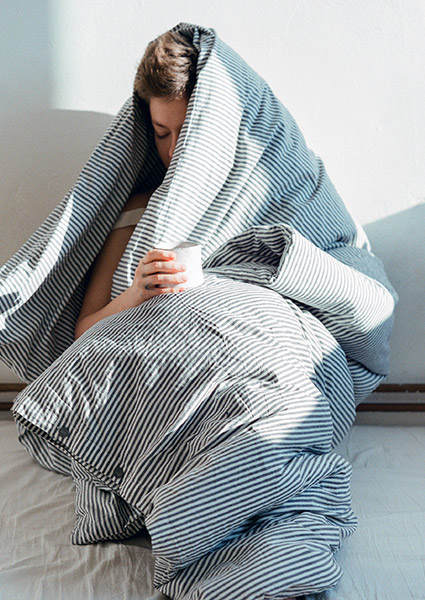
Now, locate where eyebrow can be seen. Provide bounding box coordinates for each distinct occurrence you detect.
[152,121,167,128]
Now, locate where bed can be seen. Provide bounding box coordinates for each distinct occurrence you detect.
[1,411,423,600]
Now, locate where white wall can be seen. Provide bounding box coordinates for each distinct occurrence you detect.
[1,0,424,383]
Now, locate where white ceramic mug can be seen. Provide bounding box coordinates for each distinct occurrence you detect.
[154,241,204,289]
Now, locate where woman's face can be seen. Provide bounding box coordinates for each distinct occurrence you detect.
[149,95,189,170]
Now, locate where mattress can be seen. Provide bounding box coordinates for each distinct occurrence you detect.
[1,414,423,600]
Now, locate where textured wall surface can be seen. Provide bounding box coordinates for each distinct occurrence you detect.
[1,0,424,382]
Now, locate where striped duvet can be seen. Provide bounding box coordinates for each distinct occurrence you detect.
[2,22,397,599]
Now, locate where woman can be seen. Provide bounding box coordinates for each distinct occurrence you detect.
[74,28,301,600]
[74,31,196,340]
[6,21,398,600]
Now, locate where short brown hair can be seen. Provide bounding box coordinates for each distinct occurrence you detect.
[134,30,198,101]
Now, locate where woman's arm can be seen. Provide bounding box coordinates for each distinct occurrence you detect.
[74,226,140,340]
[74,191,187,340]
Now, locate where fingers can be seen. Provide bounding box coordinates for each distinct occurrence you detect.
[144,285,185,296]
[134,248,188,299]
[144,269,188,289]
[141,249,176,264]
[143,260,187,275]
[139,249,187,287]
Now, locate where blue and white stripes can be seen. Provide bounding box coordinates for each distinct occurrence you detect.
[12,221,395,596]
[3,21,398,599]
[13,265,360,597]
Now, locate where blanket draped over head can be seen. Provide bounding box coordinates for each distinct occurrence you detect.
[1,22,397,600]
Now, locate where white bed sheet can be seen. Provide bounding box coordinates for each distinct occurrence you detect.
[1,416,424,600]
[306,425,425,600]
[0,416,167,600]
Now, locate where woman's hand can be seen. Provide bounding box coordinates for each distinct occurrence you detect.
[128,248,187,304]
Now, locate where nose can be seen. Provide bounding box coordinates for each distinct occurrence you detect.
[168,133,179,159]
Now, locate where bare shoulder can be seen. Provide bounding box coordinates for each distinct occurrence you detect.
[123,188,157,211]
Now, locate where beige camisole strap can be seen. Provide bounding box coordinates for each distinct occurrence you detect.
[111,207,146,230]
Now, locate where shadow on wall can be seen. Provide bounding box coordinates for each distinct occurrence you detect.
[0,109,114,266]
[364,203,425,384]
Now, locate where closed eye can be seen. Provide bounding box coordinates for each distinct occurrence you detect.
[155,132,169,139]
